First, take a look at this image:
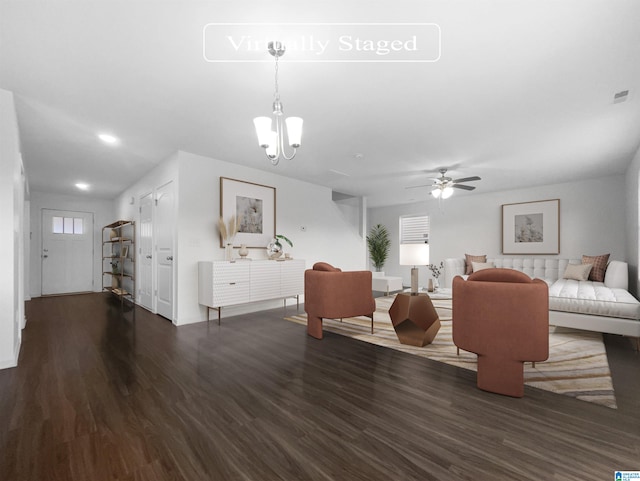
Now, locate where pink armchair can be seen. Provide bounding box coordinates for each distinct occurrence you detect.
[452,268,549,397]
[304,262,376,339]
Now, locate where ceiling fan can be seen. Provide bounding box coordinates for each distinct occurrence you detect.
[407,169,481,199]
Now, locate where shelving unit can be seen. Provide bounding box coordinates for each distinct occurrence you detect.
[102,220,136,304]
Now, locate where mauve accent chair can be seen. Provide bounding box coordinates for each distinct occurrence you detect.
[304,262,376,339]
[452,268,549,397]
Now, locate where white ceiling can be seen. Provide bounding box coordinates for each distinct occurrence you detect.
[1,0,640,207]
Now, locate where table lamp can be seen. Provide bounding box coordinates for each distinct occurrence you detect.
[400,243,430,295]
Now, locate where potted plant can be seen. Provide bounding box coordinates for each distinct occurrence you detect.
[367,224,391,273]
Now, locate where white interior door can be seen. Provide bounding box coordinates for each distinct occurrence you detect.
[42,209,93,295]
[139,193,153,311]
[155,181,174,320]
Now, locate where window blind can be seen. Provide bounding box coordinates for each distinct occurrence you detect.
[400,214,429,244]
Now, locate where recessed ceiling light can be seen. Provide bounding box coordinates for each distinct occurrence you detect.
[75,182,90,190]
[98,133,119,144]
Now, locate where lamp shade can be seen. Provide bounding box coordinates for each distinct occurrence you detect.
[399,243,430,266]
[431,188,441,199]
[253,117,273,147]
[285,117,303,147]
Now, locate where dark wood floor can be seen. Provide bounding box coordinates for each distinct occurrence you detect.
[1,293,639,481]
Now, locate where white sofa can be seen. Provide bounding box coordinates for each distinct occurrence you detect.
[443,257,640,345]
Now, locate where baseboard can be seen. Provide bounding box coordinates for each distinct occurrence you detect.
[0,338,21,370]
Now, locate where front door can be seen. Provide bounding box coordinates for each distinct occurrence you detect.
[155,181,174,320]
[41,209,94,295]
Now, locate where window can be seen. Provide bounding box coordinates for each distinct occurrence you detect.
[400,214,429,244]
[52,216,84,235]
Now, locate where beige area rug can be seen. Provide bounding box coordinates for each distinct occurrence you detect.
[287,295,617,409]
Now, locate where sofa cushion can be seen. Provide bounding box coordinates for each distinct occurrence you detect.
[582,254,610,282]
[548,279,640,320]
[465,254,486,275]
[563,263,592,281]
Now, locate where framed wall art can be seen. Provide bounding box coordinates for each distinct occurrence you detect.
[502,199,560,255]
[220,177,276,248]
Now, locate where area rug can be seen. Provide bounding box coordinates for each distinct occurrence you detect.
[286,295,617,409]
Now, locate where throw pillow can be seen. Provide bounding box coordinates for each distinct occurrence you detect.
[582,254,610,282]
[465,254,486,275]
[471,261,495,272]
[563,263,593,281]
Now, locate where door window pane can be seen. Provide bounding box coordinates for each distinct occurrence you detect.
[64,217,73,234]
[52,216,64,234]
[73,218,83,234]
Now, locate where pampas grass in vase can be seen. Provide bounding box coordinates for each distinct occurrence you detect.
[218,215,240,261]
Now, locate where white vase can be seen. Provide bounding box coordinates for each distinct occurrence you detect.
[239,244,249,258]
[225,243,234,261]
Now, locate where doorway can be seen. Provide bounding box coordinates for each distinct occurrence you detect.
[41,209,94,295]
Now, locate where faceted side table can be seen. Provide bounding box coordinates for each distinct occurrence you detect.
[388,292,441,347]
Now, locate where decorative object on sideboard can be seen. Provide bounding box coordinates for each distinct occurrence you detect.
[428,261,444,291]
[366,223,391,273]
[253,41,303,166]
[267,234,293,260]
[218,215,239,261]
[502,199,560,255]
[238,244,249,259]
[220,177,276,248]
[400,243,430,295]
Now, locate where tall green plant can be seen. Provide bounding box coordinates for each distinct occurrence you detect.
[367,224,391,271]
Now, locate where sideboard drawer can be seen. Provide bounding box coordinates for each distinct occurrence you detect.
[212,281,250,306]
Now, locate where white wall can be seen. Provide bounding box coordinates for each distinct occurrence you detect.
[368,175,627,289]
[29,191,114,298]
[0,88,26,369]
[113,150,366,325]
[625,146,640,297]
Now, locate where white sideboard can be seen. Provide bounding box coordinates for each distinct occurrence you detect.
[198,259,305,323]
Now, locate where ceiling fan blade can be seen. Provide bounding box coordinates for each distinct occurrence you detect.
[452,176,481,183]
[405,184,432,189]
[452,184,476,191]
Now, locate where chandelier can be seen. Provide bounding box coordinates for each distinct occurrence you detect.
[253,42,303,166]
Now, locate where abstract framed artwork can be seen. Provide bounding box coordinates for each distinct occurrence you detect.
[220,177,276,248]
[502,199,560,255]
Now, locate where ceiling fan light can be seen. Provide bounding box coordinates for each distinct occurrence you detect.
[285,117,303,147]
[442,186,454,199]
[253,117,273,147]
[431,188,441,199]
